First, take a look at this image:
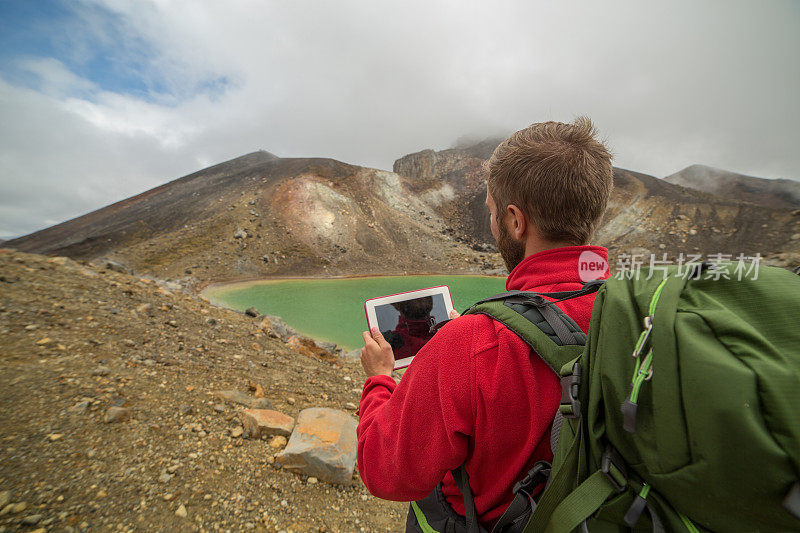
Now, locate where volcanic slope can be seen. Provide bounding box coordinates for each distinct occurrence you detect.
[0,249,407,532]
[664,164,800,209]
[6,152,502,282]
[394,143,800,267]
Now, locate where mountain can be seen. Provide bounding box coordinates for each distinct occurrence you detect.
[5,151,502,282]
[664,164,800,209]
[597,167,800,263]
[393,144,497,252]
[6,145,800,281]
[393,145,800,268]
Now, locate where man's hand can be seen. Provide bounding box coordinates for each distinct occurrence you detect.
[449,310,460,319]
[361,328,395,378]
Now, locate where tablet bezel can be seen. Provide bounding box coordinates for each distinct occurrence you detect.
[364,285,454,370]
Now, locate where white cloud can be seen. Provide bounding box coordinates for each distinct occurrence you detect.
[17,57,96,96]
[61,93,201,149]
[1,0,799,238]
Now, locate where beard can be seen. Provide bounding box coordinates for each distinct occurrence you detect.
[496,221,526,273]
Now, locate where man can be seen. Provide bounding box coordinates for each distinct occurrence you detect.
[358,118,613,531]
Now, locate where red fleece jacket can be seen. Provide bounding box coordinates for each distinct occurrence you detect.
[357,246,609,529]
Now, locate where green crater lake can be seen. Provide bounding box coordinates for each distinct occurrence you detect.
[203,275,507,351]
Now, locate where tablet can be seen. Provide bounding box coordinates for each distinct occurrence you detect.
[364,285,455,370]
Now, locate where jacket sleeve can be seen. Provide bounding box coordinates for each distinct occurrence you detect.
[356,316,478,501]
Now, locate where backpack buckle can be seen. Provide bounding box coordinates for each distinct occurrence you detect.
[559,363,582,419]
[512,461,551,497]
[601,447,628,493]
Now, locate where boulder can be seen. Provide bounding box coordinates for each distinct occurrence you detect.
[765,252,800,269]
[46,256,70,266]
[482,267,508,277]
[342,349,361,360]
[135,303,154,316]
[240,409,295,439]
[102,258,133,275]
[258,315,298,341]
[287,336,333,359]
[91,366,110,376]
[314,340,338,353]
[21,514,41,525]
[213,390,273,410]
[270,435,288,449]
[245,380,265,397]
[104,407,130,423]
[245,307,260,317]
[285,336,341,366]
[69,400,90,414]
[276,408,357,485]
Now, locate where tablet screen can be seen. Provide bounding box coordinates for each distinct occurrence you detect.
[373,293,449,361]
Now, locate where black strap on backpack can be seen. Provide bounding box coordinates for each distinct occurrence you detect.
[451,466,481,532]
[451,280,604,533]
[471,278,606,306]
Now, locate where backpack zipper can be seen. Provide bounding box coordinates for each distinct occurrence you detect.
[622,277,669,433]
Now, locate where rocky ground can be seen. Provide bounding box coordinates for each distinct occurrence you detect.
[0,250,408,532]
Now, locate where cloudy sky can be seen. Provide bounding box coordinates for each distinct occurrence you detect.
[1,1,798,239]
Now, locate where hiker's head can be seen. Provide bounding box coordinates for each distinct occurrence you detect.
[487,118,613,270]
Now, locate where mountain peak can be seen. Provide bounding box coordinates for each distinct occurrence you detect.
[664,165,800,209]
[210,150,279,168]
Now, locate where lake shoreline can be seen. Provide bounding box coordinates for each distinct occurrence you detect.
[199,275,509,352]
[198,271,507,295]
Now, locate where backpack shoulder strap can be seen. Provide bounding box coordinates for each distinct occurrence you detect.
[463,289,592,374]
[447,287,598,533]
[470,279,605,305]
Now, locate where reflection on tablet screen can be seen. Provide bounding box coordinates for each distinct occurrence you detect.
[374,294,449,360]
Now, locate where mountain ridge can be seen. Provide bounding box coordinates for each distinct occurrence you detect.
[392,144,800,267]
[6,152,502,282]
[6,144,800,281]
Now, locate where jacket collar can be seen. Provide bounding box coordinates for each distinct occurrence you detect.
[505,245,610,292]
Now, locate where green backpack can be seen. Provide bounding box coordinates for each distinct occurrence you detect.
[459,263,800,533]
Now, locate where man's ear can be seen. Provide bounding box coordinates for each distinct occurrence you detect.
[505,204,528,241]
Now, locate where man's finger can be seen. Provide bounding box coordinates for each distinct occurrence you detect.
[449,310,460,319]
[370,328,391,349]
[363,330,378,349]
